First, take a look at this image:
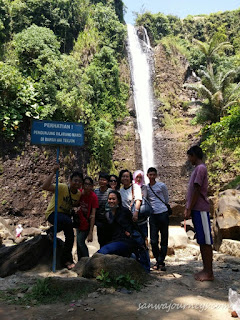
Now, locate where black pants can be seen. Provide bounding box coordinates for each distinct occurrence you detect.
[48,212,74,265]
[149,212,169,264]
[96,223,113,248]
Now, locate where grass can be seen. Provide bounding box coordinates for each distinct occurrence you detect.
[0,278,99,306]
[224,175,240,190]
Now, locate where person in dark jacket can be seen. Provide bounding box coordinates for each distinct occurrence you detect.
[98,190,150,272]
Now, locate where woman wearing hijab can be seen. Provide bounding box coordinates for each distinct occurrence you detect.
[133,170,149,244]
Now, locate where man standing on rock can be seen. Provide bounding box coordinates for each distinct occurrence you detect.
[147,167,169,271]
[184,145,214,281]
[43,164,82,270]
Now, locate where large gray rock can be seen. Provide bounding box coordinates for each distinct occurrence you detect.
[219,239,240,258]
[169,226,188,249]
[21,227,42,237]
[213,189,240,249]
[75,253,147,283]
[0,235,64,277]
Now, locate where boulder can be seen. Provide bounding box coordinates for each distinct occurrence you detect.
[0,217,15,240]
[213,189,240,249]
[168,226,188,249]
[0,235,64,277]
[219,239,240,258]
[79,253,147,283]
[21,227,42,237]
[74,257,90,276]
[187,230,195,240]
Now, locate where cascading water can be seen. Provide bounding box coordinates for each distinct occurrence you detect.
[127,24,154,175]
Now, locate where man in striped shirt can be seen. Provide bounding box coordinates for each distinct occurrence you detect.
[184,145,214,281]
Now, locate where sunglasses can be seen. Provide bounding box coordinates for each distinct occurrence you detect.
[109,180,117,183]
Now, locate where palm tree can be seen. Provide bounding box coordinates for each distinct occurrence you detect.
[193,34,232,72]
[185,68,240,123]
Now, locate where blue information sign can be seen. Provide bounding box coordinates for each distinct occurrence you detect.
[31,120,84,146]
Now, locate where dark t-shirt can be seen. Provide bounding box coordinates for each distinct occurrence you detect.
[94,188,110,224]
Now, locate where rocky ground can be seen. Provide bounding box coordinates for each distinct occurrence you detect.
[0,225,240,320]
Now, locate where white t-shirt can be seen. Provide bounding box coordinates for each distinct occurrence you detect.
[120,184,142,210]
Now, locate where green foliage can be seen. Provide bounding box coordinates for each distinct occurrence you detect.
[185,68,240,124]
[91,3,126,57]
[10,0,89,52]
[96,269,112,286]
[224,176,240,189]
[0,62,37,138]
[192,32,233,72]
[90,0,125,22]
[82,46,128,120]
[12,25,61,77]
[136,11,171,45]
[0,0,10,49]
[96,269,141,290]
[201,106,240,189]
[88,116,114,171]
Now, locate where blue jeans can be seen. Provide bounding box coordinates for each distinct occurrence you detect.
[138,222,148,238]
[97,241,130,257]
[47,212,74,265]
[77,230,89,259]
[149,212,169,264]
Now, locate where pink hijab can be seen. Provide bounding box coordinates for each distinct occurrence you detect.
[133,170,145,187]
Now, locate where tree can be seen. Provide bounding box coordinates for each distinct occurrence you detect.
[185,68,240,123]
[12,25,60,77]
[0,62,37,138]
[10,0,89,52]
[193,32,233,72]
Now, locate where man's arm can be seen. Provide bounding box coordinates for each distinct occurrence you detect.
[162,184,169,203]
[184,183,201,219]
[42,164,60,192]
[87,208,96,242]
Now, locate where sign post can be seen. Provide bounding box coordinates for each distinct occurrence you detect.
[31,120,84,272]
[52,146,59,272]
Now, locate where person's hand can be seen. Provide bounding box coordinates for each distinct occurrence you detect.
[87,232,93,242]
[52,163,60,174]
[132,212,138,222]
[125,231,130,237]
[184,208,191,219]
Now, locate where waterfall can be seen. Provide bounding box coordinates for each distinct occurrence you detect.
[127,24,154,175]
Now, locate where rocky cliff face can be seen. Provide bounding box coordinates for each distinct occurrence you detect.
[152,44,200,211]
[0,132,89,228]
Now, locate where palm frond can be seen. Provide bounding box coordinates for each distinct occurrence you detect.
[220,70,237,91]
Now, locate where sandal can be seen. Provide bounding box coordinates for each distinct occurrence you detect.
[159,262,166,271]
[152,263,160,270]
[65,262,75,270]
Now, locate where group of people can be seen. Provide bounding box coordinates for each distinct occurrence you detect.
[43,145,214,281]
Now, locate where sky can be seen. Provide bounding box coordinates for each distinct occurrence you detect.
[123,0,240,24]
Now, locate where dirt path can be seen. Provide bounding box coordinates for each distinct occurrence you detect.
[1,243,239,320]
